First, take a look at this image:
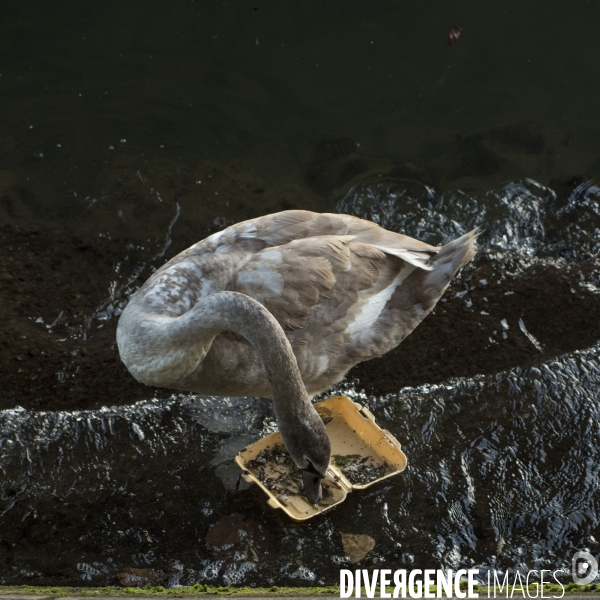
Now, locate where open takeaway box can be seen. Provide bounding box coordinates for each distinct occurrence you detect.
[235,395,407,521]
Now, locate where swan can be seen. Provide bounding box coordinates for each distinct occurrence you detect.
[117,210,477,504]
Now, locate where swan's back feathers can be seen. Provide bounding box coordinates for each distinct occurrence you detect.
[194,209,438,255]
[125,210,478,397]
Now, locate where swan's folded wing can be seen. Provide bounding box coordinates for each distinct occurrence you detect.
[226,235,408,338]
[245,211,442,272]
[231,211,353,249]
[226,237,350,333]
[191,210,442,270]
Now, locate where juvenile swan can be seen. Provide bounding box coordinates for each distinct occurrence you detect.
[117,210,477,503]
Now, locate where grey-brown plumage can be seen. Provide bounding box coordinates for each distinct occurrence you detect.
[117,210,477,500]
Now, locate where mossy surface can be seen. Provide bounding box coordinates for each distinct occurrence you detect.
[0,583,599,596]
[0,584,341,596]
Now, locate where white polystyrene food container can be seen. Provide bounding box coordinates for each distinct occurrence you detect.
[235,395,408,521]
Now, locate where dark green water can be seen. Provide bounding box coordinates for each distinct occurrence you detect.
[2,0,600,234]
[1,0,600,588]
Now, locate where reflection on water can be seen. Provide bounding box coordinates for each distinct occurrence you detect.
[1,175,600,585]
[2,1,600,239]
[337,177,600,260]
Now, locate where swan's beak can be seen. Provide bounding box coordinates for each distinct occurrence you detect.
[302,469,323,505]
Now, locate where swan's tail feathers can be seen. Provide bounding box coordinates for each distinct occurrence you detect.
[372,244,439,271]
[424,228,480,291]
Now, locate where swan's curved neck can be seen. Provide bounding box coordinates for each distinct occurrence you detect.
[119,291,314,421]
[183,292,312,412]
[118,291,330,478]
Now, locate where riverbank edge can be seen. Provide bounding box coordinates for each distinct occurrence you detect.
[1,584,599,597]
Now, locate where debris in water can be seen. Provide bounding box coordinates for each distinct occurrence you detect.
[518,318,543,352]
[340,532,376,564]
[497,537,506,556]
[445,26,462,46]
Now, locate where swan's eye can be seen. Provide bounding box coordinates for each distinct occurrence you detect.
[305,461,320,475]
[305,460,323,480]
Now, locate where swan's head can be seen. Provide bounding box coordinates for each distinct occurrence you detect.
[280,412,331,505]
